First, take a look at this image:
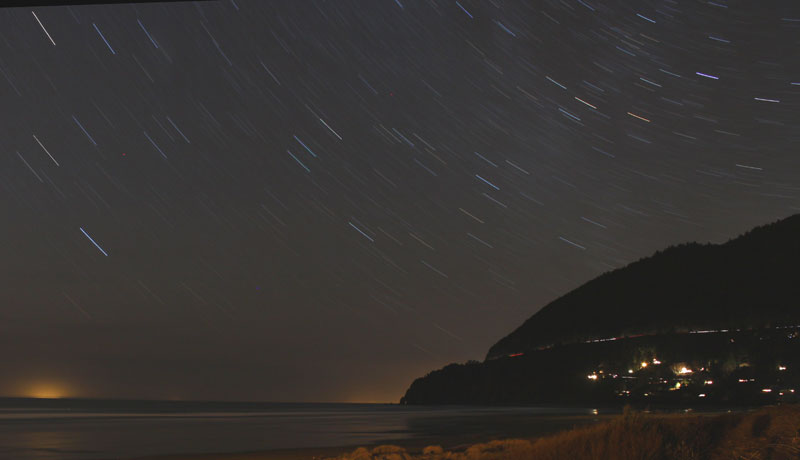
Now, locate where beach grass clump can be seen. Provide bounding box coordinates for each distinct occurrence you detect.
[341,444,412,460]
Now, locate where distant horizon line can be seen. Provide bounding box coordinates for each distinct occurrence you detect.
[0,395,397,405]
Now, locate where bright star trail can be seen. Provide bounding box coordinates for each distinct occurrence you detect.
[0,0,797,403]
[79,227,109,257]
[31,10,56,46]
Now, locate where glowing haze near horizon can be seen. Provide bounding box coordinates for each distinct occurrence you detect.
[1,0,798,402]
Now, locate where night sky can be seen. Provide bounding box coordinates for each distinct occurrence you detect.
[1,0,798,403]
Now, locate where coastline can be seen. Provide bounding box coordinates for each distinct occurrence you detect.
[123,413,618,460]
[131,405,797,460]
[128,446,357,460]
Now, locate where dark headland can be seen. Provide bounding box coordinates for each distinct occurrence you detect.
[401,214,800,406]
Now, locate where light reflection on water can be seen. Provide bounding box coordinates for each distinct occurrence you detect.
[0,403,603,460]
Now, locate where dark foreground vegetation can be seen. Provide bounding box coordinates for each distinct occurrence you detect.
[327,405,800,460]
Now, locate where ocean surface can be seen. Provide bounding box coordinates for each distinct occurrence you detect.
[0,398,613,460]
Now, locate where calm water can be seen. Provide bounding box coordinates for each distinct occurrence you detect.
[0,398,609,459]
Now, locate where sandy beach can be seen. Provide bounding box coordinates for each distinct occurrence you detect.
[130,446,356,460]
[127,414,616,460]
[133,406,800,460]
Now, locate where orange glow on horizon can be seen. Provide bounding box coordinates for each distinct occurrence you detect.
[23,382,71,399]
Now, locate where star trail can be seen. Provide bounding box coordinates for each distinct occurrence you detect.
[0,0,798,402]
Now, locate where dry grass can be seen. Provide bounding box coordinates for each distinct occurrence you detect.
[325,405,800,460]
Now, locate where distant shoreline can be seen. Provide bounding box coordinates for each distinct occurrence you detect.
[0,401,749,460]
[120,411,681,460]
[127,445,359,460]
[129,405,794,460]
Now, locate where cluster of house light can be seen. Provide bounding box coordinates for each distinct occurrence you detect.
[587,363,793,397]
[587,358,664,381]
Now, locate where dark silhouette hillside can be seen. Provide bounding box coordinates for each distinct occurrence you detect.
[487,214,800,359]
[401,214,800,405]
